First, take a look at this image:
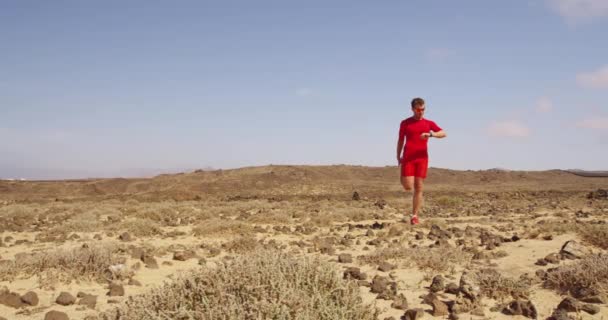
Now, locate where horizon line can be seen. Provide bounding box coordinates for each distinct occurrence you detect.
[2,164,608,182]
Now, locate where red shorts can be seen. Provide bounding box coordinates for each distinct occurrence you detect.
[401,158,428,178]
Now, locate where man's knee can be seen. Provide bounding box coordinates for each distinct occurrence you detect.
[414,179,424,192]
[401,177,413,191]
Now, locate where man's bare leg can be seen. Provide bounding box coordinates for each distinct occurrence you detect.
[400,176,414,220]
[400,175,414,192]
[413,177,424,217]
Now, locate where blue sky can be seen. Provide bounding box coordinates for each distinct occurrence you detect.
[1,0,607,179]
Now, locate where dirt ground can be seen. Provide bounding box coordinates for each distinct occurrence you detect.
[1,165,607,319]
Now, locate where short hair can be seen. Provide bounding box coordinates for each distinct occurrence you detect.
[411,97,425,108]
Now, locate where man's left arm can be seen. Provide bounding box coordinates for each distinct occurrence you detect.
[431,130,446,138]
[430,121,446,138]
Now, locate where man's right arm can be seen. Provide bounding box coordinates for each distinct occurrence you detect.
[397,121,405,165]
[396,138,404,165]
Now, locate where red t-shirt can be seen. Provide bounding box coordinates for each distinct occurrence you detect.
[398,117,442,161]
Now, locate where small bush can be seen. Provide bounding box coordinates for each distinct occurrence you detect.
[0,242,126,286]
[578,224,608,249]
[221,235,261,253]
[475,268,531,301]
[193,218,253,237]
[110,218,164,237]
[102,249,379,320]
[53,211,102,233]
[532,220,578,235]
[359,244,471,273]
[247,211,293,224]
[544,253,608,295]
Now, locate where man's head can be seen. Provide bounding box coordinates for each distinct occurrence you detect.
[411,97,425,119]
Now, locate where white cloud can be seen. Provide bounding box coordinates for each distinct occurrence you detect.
[488,121,531,138]
[576,117,608,130]
[426,48,452,62]
[536,96,553,113]
[576,65,608,89]
[548,0,608,22]
[295,88,312,97]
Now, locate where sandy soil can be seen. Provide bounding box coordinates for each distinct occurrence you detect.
[1,166,607,319]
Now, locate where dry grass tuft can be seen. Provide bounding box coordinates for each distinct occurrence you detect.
[359,244,471,274]
[193,218,254,237]
[475,268,531,301]
[51,211,103,233]
[246,211,293,224]
[544,253,608,295]
[0,242,126,286]
[111,218,164,237]
[308,212,347,226]
[528,219,579,237]
[577,224,608,249]
[433,195,463,208]
[221,235,262,253]
[102,248,379,320]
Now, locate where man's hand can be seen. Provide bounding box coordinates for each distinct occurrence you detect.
[397,156,402,165]
[420,132,431,140]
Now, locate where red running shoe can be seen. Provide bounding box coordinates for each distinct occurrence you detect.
[410,215,419,225]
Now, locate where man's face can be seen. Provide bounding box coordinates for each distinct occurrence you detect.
[412,104,425,119]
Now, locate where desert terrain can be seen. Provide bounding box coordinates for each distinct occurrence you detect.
[0,165,607,320]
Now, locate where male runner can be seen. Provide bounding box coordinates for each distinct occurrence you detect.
[396,97,446,225]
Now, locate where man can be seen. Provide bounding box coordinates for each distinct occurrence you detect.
[397,97,446,225]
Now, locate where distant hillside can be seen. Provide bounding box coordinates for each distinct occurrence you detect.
[1,165,607,201]
[566,170,608,177]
